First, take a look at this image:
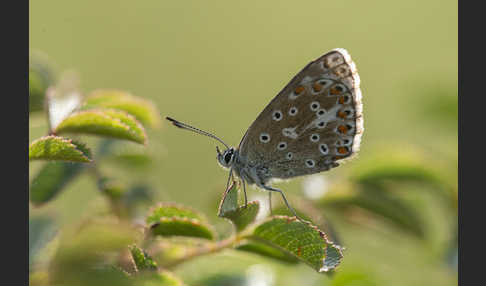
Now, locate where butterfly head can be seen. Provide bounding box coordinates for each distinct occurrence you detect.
[217,146,236,169]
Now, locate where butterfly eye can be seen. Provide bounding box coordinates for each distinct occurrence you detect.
[224,153,232,163]
[310,101,320,111]
[277,142,287,150]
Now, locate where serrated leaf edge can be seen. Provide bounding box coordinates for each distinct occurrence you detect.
[249,215,344,272]
[146,202,208,223]
[99,108,148,145]
[29,135,92,163]
[85,89,161,128]
[55,109,147,145]
[129,244,158,272]
[55,109,130,133]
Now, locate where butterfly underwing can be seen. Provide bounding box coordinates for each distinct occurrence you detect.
[237,48,363,183]
[167,48,363,220]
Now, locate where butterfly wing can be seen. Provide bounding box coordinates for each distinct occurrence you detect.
[238,48,363,180]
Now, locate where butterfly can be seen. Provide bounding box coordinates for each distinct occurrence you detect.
[167,48,363,221]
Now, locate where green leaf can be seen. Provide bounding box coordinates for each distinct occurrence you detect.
[245,216,343,273]
[29,136,91,163]
[30,161,84,205]
[222,202,259,232]
[129,244,158,272]
[236,241,299,264]
[217,181,239,215]
[147,203,215,240]
[271,205,342,246]
[101,108,146,142]
[83,89,161,128]
[147,203,205,222]
[269,205,313,223]
[217,181,260,232]
[150,219,215,240]
[55,109,147,144]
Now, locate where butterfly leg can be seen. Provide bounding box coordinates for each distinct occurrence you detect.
[261,185,305,222]
[268,192,272,215]
[241,178,248,207]
[225,168,234,191]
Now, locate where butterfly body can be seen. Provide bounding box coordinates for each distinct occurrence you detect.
[168,48,362,220]
[218,148,270,186]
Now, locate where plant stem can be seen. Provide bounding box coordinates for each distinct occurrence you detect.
[87,161,125,218]
[163,233,246,269]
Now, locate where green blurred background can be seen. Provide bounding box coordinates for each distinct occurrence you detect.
[29,0,457,285]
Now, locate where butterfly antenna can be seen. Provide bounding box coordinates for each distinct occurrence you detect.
[166,117,230,149]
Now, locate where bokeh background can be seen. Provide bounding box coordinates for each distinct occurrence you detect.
[29,0,457,285]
